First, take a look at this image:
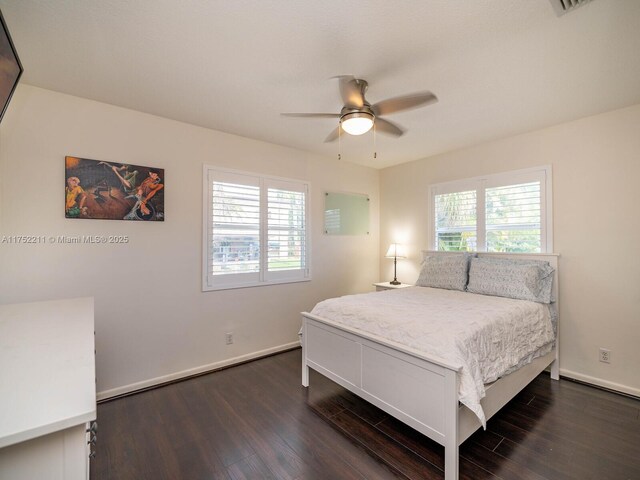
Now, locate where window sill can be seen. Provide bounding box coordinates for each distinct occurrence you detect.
[202,277,311,292]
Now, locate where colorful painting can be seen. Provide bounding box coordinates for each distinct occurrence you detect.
[65,156,165,221]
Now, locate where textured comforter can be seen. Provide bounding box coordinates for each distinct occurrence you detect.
[310,286,555,426]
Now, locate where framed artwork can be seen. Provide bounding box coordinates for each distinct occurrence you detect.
[65,156,165,221]
[0,8,23,124]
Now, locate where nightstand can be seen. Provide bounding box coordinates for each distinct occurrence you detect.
[373,282,413,292]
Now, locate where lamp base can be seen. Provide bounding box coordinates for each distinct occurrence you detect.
[389,280,401,285]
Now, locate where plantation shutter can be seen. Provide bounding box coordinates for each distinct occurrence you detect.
[265,179,308,282]
[434,189,477,251]
[208,170,261,288]
[485,181,542,253]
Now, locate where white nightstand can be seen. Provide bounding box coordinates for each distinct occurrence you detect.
[373,282,413,292]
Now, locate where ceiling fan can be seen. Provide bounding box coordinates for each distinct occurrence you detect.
[282,76,438,142]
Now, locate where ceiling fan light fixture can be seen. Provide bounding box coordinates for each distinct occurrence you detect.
[341,112,374,136]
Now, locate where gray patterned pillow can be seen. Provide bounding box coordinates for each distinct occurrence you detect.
[416,254,472,291]
[467,257,554,303]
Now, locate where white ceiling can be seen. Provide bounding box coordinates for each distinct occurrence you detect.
[2,0,640,169]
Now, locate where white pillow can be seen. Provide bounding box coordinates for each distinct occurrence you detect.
[415,254,472,291]
[466,257,554,303]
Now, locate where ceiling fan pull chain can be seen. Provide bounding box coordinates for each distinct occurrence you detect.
[373,122,377,159]
[338,122,342,160]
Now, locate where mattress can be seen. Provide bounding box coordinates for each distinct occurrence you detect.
[310,286,555,426]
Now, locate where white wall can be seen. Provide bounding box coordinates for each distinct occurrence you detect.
[380,103,640,396]
[0,85,380,398]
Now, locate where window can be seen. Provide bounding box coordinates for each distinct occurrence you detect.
[429,166,552,253]
[203,167,310,290]
[434,188,477,251]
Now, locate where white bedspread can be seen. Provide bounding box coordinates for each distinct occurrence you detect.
[310,287,555,427]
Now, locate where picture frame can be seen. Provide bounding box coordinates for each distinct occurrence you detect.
[0,8,23,124]
[65,156,165,221]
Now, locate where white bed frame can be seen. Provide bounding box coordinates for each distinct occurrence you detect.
[301,251,559,480]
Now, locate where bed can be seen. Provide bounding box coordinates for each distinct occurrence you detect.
[301,251,559,480]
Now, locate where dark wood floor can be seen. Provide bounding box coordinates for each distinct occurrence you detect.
[91,349,640,480]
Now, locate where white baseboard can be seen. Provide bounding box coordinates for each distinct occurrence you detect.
[560,368,640,398]
[97,341,300,401]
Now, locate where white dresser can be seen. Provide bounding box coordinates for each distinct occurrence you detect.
[0,297,96,480]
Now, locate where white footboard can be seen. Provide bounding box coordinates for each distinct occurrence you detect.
[301,313,462,480]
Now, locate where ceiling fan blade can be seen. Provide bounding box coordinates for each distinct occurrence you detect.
[334,75,365,108]
[324,126,341,143]
[375,118,404,137]
[371,92,438,116]
[281,113,340,118]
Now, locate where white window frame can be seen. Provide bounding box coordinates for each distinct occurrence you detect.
[202,165,311,291]
[428,166,553,253]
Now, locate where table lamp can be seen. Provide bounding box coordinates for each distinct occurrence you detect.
[385,243,407,285]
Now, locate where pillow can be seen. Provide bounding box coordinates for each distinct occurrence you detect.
[415,253,472,291]
[466,257,555,303]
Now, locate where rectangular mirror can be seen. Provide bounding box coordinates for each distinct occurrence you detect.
[324,192,369,235]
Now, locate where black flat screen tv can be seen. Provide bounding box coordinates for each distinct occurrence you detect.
[0,9,22,124]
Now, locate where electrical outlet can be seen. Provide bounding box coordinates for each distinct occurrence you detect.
[599,348,611,363]
[225,332,233,345]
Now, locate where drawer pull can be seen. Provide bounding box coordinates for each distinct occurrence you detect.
[86,421,98,433]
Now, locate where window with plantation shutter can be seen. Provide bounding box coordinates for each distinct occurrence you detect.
[485,181,541,253]
[212,181,260,275]
[203,167,310,291]
[429,167,552,253]
[266,183,306,280]
[434,189,477,252]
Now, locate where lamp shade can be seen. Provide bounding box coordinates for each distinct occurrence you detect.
[385,243,406,259]
[341,112,374,135]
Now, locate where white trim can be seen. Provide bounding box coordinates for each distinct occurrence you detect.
[560,369,640,398]
[202,165,310,185]
[422,250,560,259]
[476,182,486,252]
[544,166,554,252]
[96,341,300,401]
[431,165,551,190]
[202,164,210,292]
[201,277,311,291]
